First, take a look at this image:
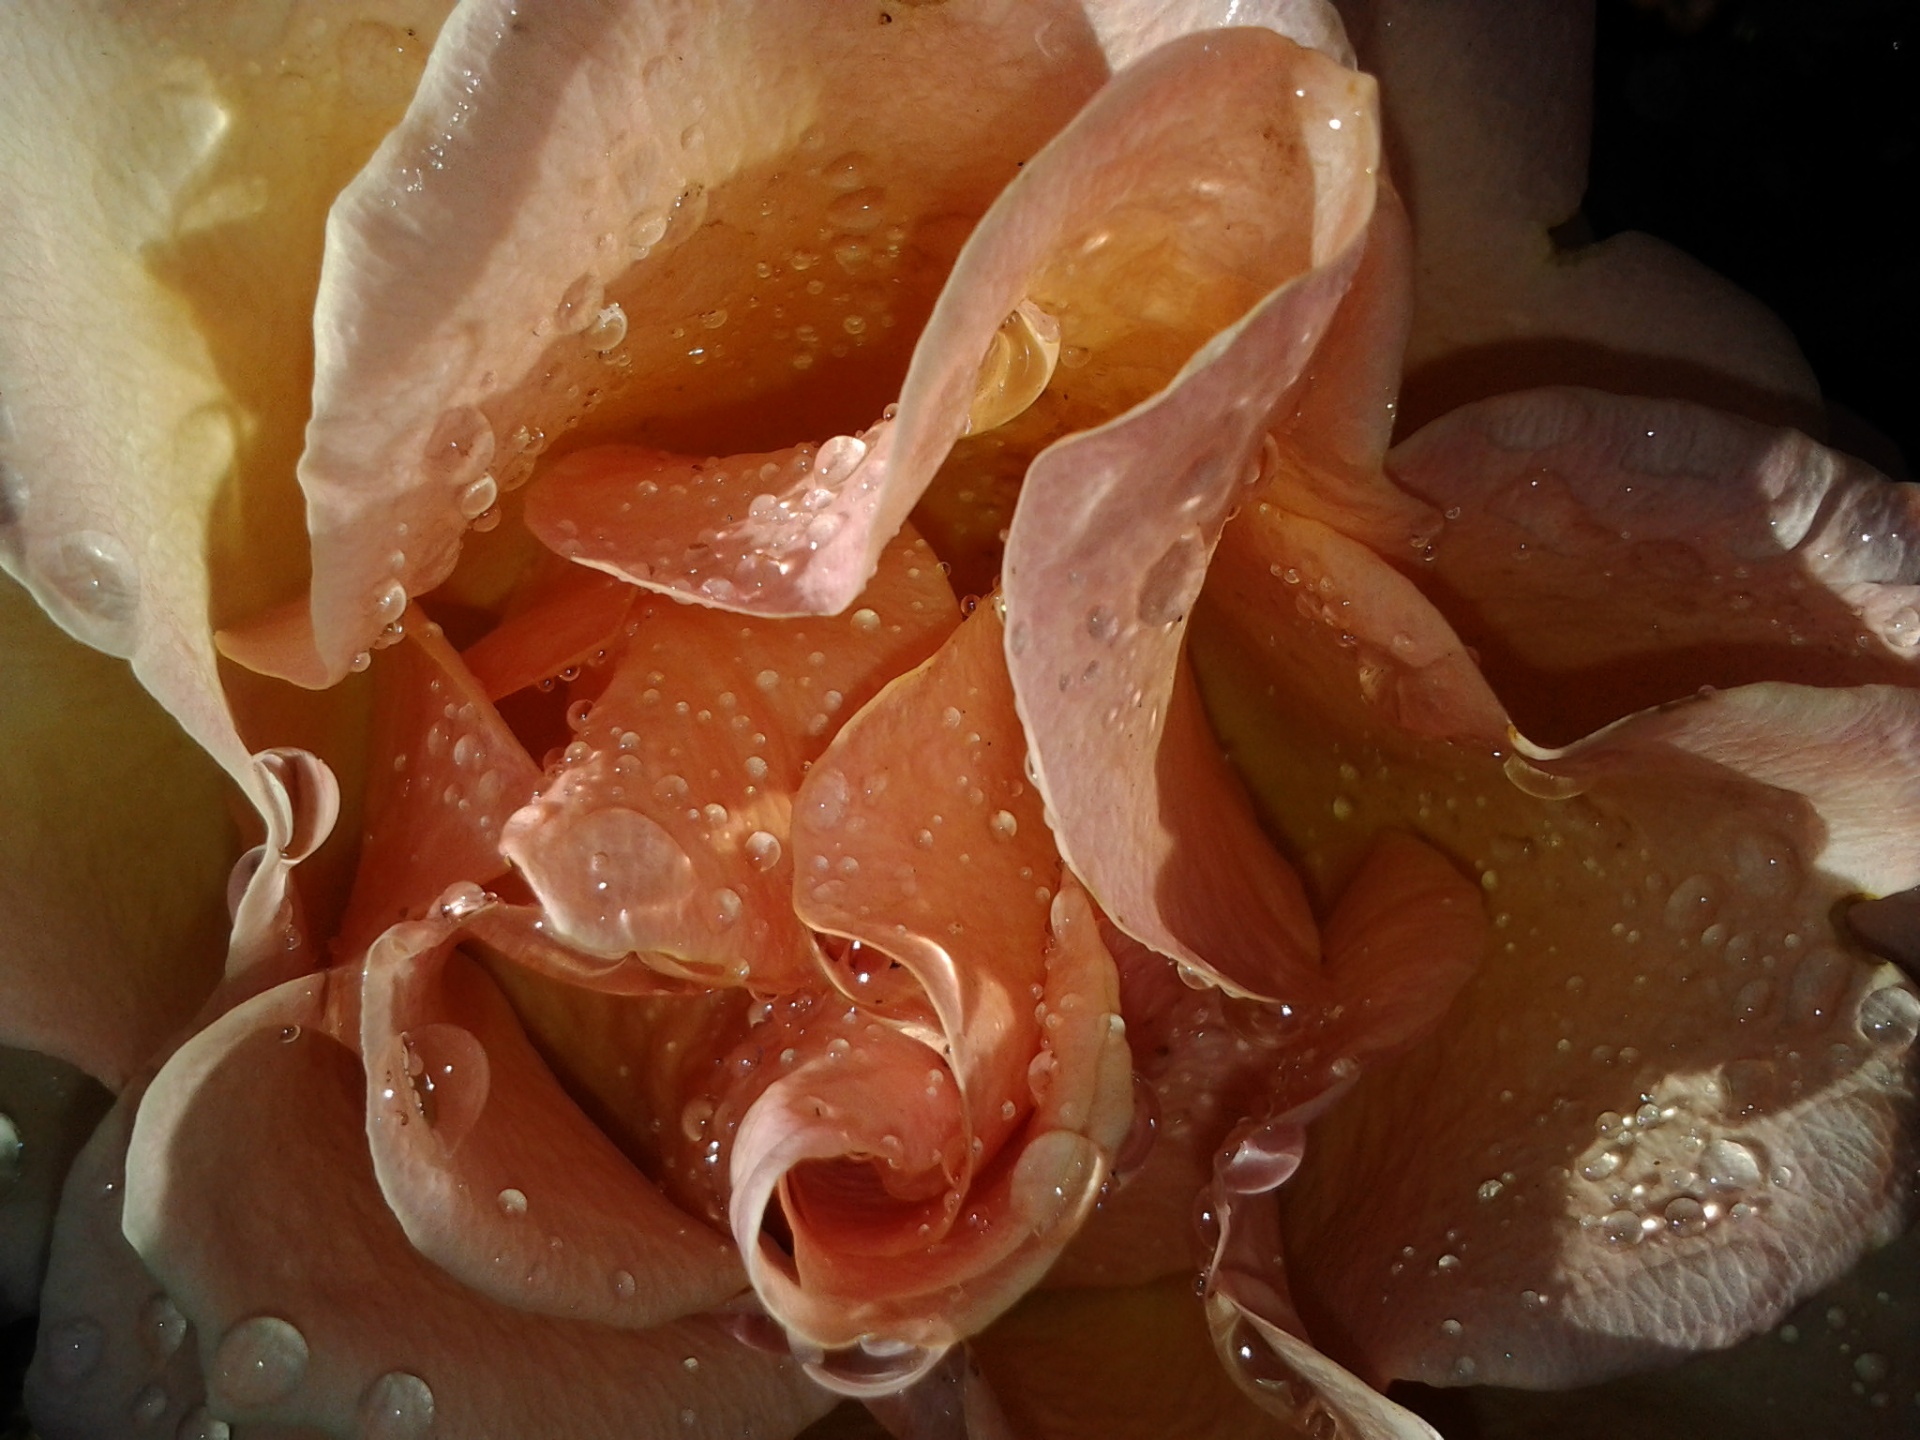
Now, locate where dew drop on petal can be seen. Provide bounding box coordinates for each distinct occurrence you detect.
[212,1316,309,1407]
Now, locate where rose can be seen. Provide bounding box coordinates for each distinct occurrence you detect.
[0,2,1912,1440]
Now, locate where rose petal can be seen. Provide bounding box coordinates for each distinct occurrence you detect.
[0,0,441,787]
[1193,496,1920,1389]
[791,601,1060,1149]
[334,609,542,957]
[0,578,236,1086]
[250,0,1113,681]
[0,1047,110,1325]
[1080,0,1353,69]
[460,565,638,702]
[358,906,746,1329]
[501,529,955,991]
[1340,0,1822,434]
[25,1097,213,1440]
[1387,388,1920,744]
[122,974,833,1438]
[728,880,1131,1383]
[1001,28,1383,1000]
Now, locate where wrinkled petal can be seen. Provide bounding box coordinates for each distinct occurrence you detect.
[1001,27,1382,1000]
[0,1047,111,1324]
[1388,388,1920,745]
[1453,1221,1920,1439]
[25,1098,213,1440]
[1195,482,1919,1388]
[358,906,746,1329]
[334,609,542,957]
[501,529,955,990]
[122,974,833,1439]
[253,0,1117,682]
[0,577,236,1086]
[1338,0,1822,434]
[0,0,443,788]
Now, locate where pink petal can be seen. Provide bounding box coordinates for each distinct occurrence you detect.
[0,578,236,1087]
[1001,28,1384,999]
[1387,388,1920,744]
[1191,487,1920,1389]
[334,609,542,958]
[269,0,1114,681]
[358,904,746,1329]
[122,975,833,1438]
[500,529,955,991]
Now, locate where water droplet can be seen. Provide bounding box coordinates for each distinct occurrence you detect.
[44,1316,104,1384]
[1440,1318,1464,1338]
[1218,1118,1303,1194]
[43,531,139,653]
[826,186,886,233]
[373,581,407,627]
[1855,1352,1890,1384]
[176,1407,231,1440]
[422,406,494,484]
[1664,1196,1708,1236]
[584,301,628,352]
[395,1024,490,1151]
[1581,1150,1621,1181]
[1701,1138,1761,1191]
[1663,873,1722,931]
[709,887,744,929]
[458,474,498,519]
[1787,947,1852,1026]
[849,607,881,634]
[132,1383,169,1426]
[357,1371,435,1440]
[141,1295,188,1359]
[1600,1209,1644,1245]
[212,1315,309,1407]
[1138,530,1205,627]
[613,1268,637,1300]
[1858,986,1920,1048]
[745,830,783,871]
[988,810,1019,841]
[555,274,604,334]
[498,1186,529,1216]
[966,300,1060,434]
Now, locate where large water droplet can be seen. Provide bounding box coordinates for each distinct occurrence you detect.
[42,530,139,654]
[1858,985,1920,1048]
[1218,1117,1304,1195]
[358,1371,435,1440]
[396,1023,490,1152]
[140,1294,188,1360]
[212,1315,309,1407]
[176,1406,231,1440]
[421,407,494,485]
[1138,530,1206,627]
[1701,1138,1761,1191]
[966,301,1060,435]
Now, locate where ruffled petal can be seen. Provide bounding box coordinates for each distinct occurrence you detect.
[122,975,833,1439]
[0,578,237,1086]
[1001,28,1382,999]
[1194,491,1920,1389]
[334,609,542,957]
[500,529,954,990]
[1338,0,1821,433]
[254,0,1115,681]
[358,905,746,1329]
[0,0,443,786]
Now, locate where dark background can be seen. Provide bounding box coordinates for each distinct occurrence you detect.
[2,2,1914,1437]
[1585,0,1915,479]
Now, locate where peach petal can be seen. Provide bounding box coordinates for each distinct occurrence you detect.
[334,608,541,958]
[791,602,1057,1150]
[729,883,1132,1384]
[358,906,745,1329]
[1192,488,1920,1390]
[1387,388,1920,744]
[1341,0,1821,433]
[1001,28,1382,1001]
[501,529,955,991]
[0,577,237,1087]
[270,0,1113,680]
[460,565,639,702]
[122,975,833,1438]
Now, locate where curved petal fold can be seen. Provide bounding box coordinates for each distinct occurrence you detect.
[1001,28,1383,999]
[358,906,746,1329]
[123,974,832,1439]
[0,1047,111,1324]
[500,530,954,990]
[270,0,1116,680]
